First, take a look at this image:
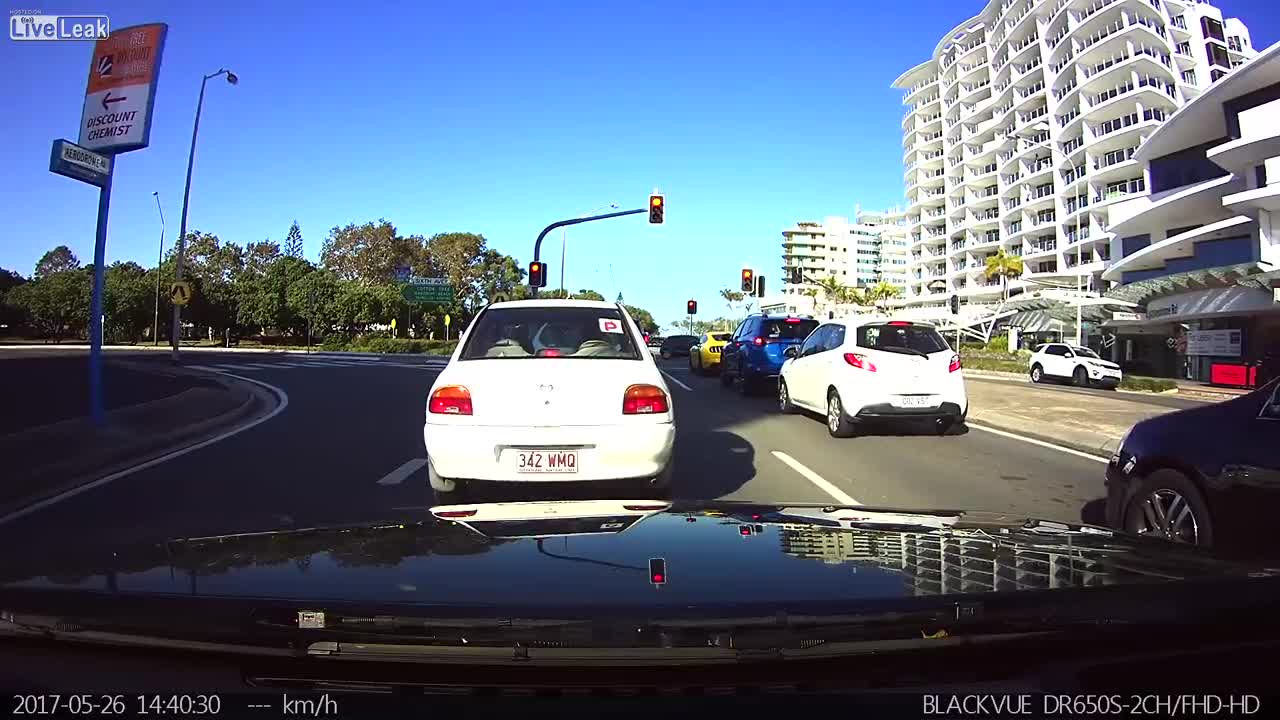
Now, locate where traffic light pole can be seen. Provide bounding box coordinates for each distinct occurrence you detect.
[531,208,645,297]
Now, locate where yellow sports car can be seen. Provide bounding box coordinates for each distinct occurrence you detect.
[689,332,732,375]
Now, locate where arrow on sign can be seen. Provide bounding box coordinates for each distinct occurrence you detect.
[102,92,127,111]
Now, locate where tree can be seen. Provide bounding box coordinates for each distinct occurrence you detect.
[984,249,1025,300]
[865,280,903,311]
[814,275,846,315]
[0,267,27,332]
[719,288,744,319]
[322,220,415,283]
[284,221,304,259]
[575,289,605,301]
[179,231,245,336]
[244,240,282,278]
[103,262,152,343]
[286,269,340,340]
[35,246,80,279]
[623,304,658,334]
[7,268,90,340]
[237,255,313,336]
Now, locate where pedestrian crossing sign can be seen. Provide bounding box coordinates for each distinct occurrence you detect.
[169,280,193,306]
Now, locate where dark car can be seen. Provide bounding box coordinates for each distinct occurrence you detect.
[720,314,819,394]
[658,334,697,359]
[3,500,1279,701]
[1106,378,1280,558]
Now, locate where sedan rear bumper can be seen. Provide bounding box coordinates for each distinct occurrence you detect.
[854,401,966,421]
[424,421,675,482]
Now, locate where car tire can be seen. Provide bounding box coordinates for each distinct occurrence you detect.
[426,459,457,494]
[826,389,857,438]
[737,366,753,396]
[720,366,733,388]
[1121,469,1214,547]
[778,378,797,414]
[1073,366,1089,387]
[1030,364,1044,383]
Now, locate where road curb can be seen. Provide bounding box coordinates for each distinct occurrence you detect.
[0,365,278,519]
[963,369,1223,402]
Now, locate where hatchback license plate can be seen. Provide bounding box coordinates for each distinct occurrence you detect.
[893,395,936,408]
[514,450,579,474]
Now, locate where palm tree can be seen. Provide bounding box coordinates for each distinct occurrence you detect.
[814,275,846,316]
[719,288,744,319]
[865,280,903,312]
[801,287,820,315]
[984,249,1025,301]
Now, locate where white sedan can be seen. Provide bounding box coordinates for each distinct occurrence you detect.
[423,299,676,495]
[778,318,968,437]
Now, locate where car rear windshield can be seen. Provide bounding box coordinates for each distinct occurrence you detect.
[710,332,731,341]
[761,319,818,340]
[665,335,697,346]
[856,323,949,355]
[460,306,640,360]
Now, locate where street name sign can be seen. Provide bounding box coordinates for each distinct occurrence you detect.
[49,139,111,187]
[403,277,453,304]
[78,23,167,154]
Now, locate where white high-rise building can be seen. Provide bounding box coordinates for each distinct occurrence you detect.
[893,0,1255,309]
[778,208,910,313]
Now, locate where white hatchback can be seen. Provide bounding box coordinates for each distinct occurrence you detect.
[777,318,968,437]
[423,299,676,495]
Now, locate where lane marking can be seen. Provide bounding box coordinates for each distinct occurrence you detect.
[376,458,428,486]
[966,422,1109,464]
[660,370,693,392]
[238,363,281,369]
[770,450,860,506]
[0,373,290,527]
[208,363,245,370]
[186,364,221,372]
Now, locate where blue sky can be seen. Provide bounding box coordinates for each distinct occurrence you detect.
[5,0,1277,327]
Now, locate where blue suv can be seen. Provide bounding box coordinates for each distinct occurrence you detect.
[720,314,819,394]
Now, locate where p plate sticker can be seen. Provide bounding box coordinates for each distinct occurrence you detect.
[599,318,623,333]
[298,610,326,629]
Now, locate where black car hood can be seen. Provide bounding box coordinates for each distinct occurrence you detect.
[0,502,1271,619]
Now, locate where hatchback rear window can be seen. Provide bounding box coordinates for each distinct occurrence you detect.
[461,306,640,360]
[856,323,949,355]
[760,319,818,340]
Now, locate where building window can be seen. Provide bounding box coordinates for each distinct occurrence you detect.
[1201,16,1225,42]
[1210,68,1227,82]
[1207,42,1231,68]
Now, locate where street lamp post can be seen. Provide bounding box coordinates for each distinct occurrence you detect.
[152,192,165,346]
[560,203,618,295]
[170,68,238,362]
[1015,121,1086,346]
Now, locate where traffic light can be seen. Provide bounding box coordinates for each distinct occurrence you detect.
[949,294,960,314]
[755,275,766,298]
[649,558,667,586]
[740,268,754,292]
[687,299,698,315]
[648,194,665,224]
[789,267,803,285]
[529,261,547,288]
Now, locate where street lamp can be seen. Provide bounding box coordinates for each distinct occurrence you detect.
[170,68,238,362]
[561,203,618,295]
[152,191,164,346]
[1014,120,1086,346]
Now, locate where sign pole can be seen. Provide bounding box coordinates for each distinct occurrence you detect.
[89,161,115,427]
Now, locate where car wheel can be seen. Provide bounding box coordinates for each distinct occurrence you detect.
[826,389,857,438]
[1122,469,1213,547]
[736,366,753,396]
[778,378,797,414]
[426,459,457,494]
[1073,366,1089,387]
[1030,364,1043,383]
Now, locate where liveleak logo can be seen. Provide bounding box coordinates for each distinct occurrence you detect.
[9,11,109,41]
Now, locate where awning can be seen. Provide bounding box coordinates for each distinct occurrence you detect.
[1102,262,1277,306]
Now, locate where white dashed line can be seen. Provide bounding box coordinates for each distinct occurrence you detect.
[376,458,429,485]
[966,423,1110,464]
[660,370,693,392]
[186,364,220,372]
[770,450,860,506]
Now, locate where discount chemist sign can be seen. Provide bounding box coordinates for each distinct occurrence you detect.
[78,23,167,153]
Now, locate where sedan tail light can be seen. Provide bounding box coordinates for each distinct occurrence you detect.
[429,385,473,415]
[843,353,878,372]
[435,509,477,519]
[623,384,669,414]
[949,353,962,373]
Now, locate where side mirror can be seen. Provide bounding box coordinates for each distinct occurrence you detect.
[784,346,800,359]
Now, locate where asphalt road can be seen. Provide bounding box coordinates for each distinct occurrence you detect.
[0,351,1117,571]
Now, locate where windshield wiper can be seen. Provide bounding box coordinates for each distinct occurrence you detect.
[873,346,929,358]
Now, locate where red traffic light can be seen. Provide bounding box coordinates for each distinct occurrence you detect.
[687,299,698,315]
[649,558,667,586]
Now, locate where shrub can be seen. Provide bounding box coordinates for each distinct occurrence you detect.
[959,357,1026,374]
[1120,376,1177,393]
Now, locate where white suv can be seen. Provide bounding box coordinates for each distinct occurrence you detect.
[777,318,968,437]
[1029,342,1123,388]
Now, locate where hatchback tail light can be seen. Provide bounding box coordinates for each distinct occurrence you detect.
[843,353,878,372]
[949,353,962,373]
[623,384,669,414]
[429,385,473,415]
[753,337,765,346]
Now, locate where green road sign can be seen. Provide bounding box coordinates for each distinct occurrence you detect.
[402,277,454,304]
